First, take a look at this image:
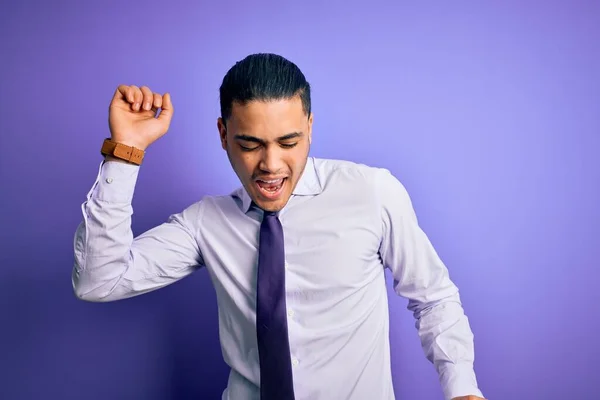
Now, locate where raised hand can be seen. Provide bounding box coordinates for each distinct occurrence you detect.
[108,84,174,150]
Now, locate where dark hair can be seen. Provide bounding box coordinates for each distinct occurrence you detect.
[219,53,311,122]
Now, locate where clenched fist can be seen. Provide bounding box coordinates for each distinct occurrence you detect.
[108,84,174,151]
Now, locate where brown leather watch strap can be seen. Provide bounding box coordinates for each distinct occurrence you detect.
[100,138,145,165]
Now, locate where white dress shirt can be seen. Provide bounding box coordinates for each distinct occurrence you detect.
[72,156,484,400]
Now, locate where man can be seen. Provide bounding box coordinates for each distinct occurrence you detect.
[72,53,485,400]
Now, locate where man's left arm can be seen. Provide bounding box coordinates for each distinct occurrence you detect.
[375,169,485,400]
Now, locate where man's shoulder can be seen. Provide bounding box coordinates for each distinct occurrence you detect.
[312,156,391,183]
[174,190,242,218]
[196,191,242,209]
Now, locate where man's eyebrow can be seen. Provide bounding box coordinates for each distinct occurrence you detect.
[278,132,303,141]
[234,134,263,144]
[234,132,304,144]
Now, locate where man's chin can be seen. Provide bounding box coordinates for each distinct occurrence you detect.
[252,196,290,213]
[251,191,292,213]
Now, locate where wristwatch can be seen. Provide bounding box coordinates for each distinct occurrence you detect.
[100,138,145,165]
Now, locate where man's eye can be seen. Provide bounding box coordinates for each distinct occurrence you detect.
[240,145,258,151]
[281,143,298,149]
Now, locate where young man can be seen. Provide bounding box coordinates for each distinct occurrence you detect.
[73,53,485,400]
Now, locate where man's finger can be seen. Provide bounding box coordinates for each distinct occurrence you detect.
[140,86,154,111]
[157,93,173,123]
[129,85,142,111]
[112,85,133,104]
[153,92,163,110]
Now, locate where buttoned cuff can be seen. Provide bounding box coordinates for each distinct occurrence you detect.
[88,160,140,203]
[439,363,484,400]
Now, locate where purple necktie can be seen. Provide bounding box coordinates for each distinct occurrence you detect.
[256,211,295,399]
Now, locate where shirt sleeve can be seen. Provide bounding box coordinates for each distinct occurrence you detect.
[72,160,204,302]
[376,168,484,400]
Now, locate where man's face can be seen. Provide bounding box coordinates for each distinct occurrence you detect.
[218,95,313,212]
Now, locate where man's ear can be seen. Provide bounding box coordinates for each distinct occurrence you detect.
[308,112,313,144]
[217,117,227,150]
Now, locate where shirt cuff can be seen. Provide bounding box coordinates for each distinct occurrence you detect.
[88,160,140,203]
[439,363,484,400]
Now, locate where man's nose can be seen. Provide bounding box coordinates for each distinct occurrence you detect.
[259,146,285,174]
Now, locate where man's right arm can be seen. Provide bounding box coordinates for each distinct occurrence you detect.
[72,158,203,302]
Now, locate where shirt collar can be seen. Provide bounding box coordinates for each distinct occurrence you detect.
[234,156,322,214]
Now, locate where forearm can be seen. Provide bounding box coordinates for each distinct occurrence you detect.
[72,160,142,301]
[410,293,483,400]
[72,160,203,302]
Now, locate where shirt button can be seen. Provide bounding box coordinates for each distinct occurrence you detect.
[105,178,113,184]
[284,261,289,270]
[287,309,295,318]
[291,358,299,366]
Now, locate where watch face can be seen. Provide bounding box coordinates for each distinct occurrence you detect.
[100,139,115,156]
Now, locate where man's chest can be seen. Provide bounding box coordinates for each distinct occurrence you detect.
[198,195,384,299]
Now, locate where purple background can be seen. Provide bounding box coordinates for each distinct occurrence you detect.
[1,1,598,399]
